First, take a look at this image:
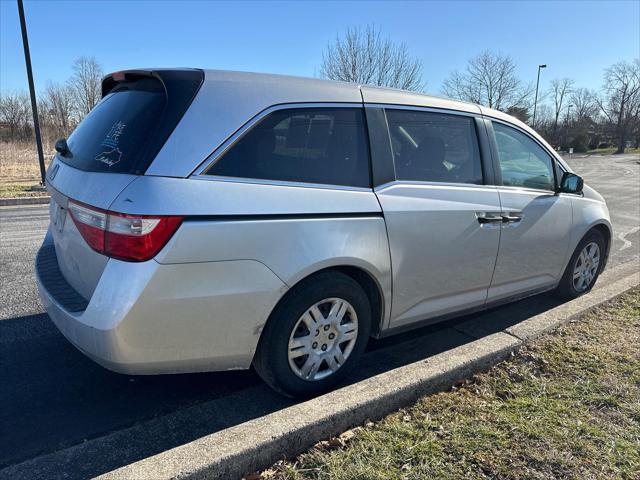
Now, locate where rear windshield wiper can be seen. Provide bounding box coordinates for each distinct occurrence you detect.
[55,138,70,157]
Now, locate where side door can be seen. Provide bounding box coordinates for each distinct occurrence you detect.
[369,107,502,329]
[486,120,572,301]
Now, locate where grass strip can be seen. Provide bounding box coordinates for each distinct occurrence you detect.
[259,288,639,480]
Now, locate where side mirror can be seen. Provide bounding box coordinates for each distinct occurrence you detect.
[55,138,69,156]
[559,172,583,194]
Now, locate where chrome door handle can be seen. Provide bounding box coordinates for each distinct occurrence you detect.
[476,212,503,224]
[501,212,523,223]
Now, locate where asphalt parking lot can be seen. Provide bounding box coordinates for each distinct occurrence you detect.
[1,153,638,477]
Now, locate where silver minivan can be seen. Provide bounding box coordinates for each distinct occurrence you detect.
[36,69,612,396]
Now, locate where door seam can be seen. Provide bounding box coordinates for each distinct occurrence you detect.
[485,187,503,303]
[372,189,394,332]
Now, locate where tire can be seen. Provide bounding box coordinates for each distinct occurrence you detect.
[254,271,371,397]
[556,230,606,300]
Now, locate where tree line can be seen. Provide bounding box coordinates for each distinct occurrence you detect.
[2,27,639,154]
[321,26,640,153]
[0,56,102,145]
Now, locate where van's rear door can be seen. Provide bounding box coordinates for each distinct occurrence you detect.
[45,70,203,301]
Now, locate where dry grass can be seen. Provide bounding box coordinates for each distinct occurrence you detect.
[259,289,640,480]
[0,140,53,197]
[587,147,640,155]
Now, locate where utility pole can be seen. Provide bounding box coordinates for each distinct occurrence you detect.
[532,64,547,130]
[17,0,46,185]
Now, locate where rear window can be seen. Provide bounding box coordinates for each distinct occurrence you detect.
[204,108,371,188]
[63,78,165,174]
[59,70,203,174]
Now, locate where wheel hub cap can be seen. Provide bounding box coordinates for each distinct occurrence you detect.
[572,242,600,292]
[288,297,358,381]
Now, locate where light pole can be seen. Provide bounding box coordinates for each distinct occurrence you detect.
[532,64,547,130]
[17,0,46,185]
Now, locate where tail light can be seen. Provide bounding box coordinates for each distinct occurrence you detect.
[67,200,183,262]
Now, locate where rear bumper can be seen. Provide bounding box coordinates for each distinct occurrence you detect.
[36,235,288,374]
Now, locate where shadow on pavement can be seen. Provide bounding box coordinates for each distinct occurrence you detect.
[1,291,564,478]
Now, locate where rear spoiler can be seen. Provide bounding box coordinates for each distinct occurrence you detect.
[101,68,204,99]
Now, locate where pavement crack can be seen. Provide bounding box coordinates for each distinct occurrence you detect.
[503,329,524,342]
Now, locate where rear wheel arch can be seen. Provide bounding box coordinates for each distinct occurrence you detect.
[331,265,385,337]
[262,265,385,341]
[253,267,374,396]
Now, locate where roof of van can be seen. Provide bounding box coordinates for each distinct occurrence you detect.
[145,68,566,177]
[199,69,482,114]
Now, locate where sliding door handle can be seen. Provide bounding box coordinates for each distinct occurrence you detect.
[476,212,503,224]
[501,212,523,223]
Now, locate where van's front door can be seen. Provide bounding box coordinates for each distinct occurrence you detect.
[374,108,502,329]
[486,121,572,301]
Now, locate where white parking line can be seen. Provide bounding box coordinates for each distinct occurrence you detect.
[618,226,640,251]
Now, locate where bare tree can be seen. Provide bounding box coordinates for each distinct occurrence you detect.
[44,81,75,138]
[596,59,640,153]
[68,56,103,119]
[630,93,640,148]
[534,103,554,131]
[37,97,52,141]
[505,106,530,123]
[570,88,598,121]
[320,25,424,91]
[549,78,574,138]
[441,50,532,111]
[0,92,31,139]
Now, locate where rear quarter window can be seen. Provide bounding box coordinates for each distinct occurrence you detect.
[204,107,371,188]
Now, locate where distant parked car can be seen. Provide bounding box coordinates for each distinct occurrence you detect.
[36,69,612,396]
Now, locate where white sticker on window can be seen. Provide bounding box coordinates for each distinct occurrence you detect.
[95,121,126,167]
[95,148,123,167]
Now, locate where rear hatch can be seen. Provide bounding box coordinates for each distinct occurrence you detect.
[45,69,203,301]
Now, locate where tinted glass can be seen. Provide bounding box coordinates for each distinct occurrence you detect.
[555,161,565,184]
[205,108,370,188]
[63,78,166,174]
[493,122,555,191]
[385,109,483,184]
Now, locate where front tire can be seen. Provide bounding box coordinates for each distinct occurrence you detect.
[556,230,605,300]
[254,271,371,397]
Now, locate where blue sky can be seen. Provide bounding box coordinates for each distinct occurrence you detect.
[1,0,638,97]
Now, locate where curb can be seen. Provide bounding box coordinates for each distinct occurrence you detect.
[97,264,639,480]
[0,196,50,206]
[99,334,520,480]
[2,263,638,480]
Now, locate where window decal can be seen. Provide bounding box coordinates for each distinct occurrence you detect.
[95,148,123,167]
[95,121,126,167]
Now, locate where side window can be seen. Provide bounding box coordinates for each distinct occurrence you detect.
[385,109,483,185]
[204,108,370,188]
[493,122,555,191]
